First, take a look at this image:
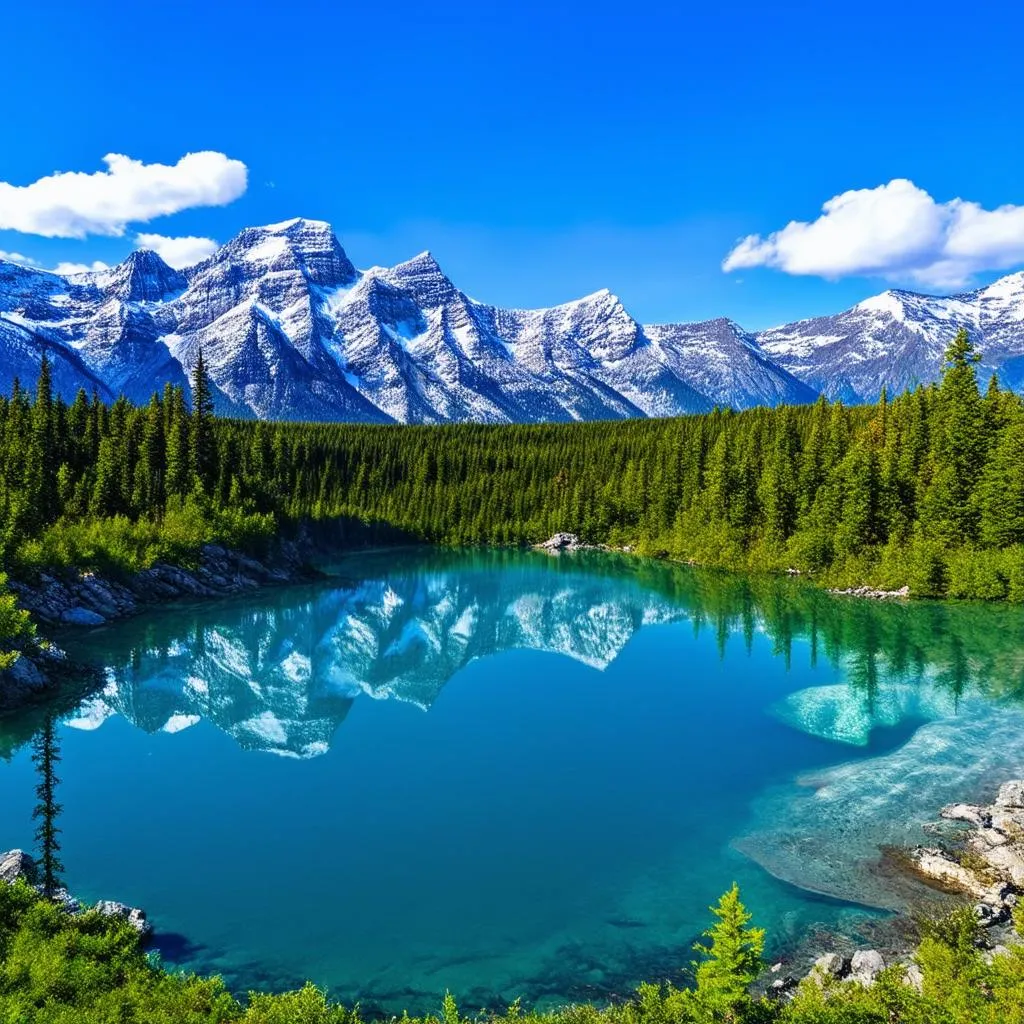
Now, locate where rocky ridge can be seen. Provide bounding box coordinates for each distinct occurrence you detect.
[4,218,1024,421]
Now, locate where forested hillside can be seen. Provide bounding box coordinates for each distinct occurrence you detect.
[2,329,1024,664]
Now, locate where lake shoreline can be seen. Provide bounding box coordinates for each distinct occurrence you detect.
[0,537,325,711]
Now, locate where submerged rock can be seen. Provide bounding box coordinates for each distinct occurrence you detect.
[61,606,106,626]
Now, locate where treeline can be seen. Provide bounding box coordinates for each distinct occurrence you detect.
[3,330,1024,635]
[1,875,1023,1024]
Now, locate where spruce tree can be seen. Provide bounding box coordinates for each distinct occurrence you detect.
[692,884,765,1019]
[190,349,216,494]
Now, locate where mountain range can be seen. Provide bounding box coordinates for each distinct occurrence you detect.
[1,217,1022,420]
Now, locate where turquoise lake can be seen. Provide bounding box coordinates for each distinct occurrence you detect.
[3,548,1024,1013]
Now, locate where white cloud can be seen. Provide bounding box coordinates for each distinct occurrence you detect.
[0,152,247,239]
[52,260,111,276]
[136,232,219,269]
[0,250,38,266]
[723,179,1024,289]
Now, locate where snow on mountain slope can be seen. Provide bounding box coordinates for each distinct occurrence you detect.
[759,272,1024,402]
[0,217,824,420]
[0,314,110,401]
[646,318,818,409]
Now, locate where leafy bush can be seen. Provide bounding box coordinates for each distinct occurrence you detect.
[0,572,34,669]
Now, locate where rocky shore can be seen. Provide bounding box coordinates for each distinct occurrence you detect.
[0,540,321,710]
[0,848,151,936]
[534,533,634,555]
[765,778,1024,1000]
[826,584,911,600]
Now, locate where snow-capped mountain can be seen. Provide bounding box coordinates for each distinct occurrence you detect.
[5,217,1022,417]
[758,272,1024,402]
[0,218,812,420]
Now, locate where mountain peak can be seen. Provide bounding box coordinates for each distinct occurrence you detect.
[222,218,357,287]
[853,290,909,321]
[261,216,333,235]
[385,250,457,307]
[103,249,187,303]
[393,250,445,275]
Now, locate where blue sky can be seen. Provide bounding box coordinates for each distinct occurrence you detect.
[2,0,1023,329]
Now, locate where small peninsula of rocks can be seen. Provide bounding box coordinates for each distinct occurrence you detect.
[0,848,150,936]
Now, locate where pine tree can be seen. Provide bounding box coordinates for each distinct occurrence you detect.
[25,353,57,532]
[166,386,190,498]
[692,884,765,1020]
[921,328,988,543]
[190,350,216,494]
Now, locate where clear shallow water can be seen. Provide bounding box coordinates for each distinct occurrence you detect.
[3,549,1024,1012]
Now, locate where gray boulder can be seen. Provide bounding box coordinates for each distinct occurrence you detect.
[849,950,885,986]
[94,899,152,936]
[0,849,38,885]
[537,533,583,552]
[904,963,924,992]
[941,803,992,828]
[60,606,106,626]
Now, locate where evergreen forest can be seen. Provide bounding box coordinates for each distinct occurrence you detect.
[3,330,1024,666]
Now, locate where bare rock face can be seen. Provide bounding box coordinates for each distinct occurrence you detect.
[809,952,848,983]
[908,847,998,900]
[0,219,819,423]
[904,963,924,993]
[942,803,992,828]
[8,544,311,628]
[827,584,911,600]
[907,781,1024,922]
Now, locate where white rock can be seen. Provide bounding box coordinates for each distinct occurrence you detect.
[849,950,885,986]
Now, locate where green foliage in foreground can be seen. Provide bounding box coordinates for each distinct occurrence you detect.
[4,880,1024,1024]
[7,328,1024,661]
